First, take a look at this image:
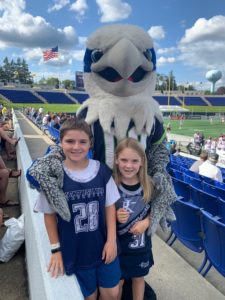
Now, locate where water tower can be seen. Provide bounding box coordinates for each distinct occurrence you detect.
[205,70,222,93]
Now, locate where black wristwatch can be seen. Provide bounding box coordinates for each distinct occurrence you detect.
[51,247,61,254]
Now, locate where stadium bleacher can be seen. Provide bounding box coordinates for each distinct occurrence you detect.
[178,96,208,106]
[153,95,181,105]
[0,89,43,103]
[69,92,89,104]
[204,96,225,106]
[36,91,75,104]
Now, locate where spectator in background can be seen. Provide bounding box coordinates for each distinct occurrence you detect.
[189,151,208,173]
[0,208,3,226]
[0,156,21,207]
[204,137,212,153]
[51,115,60,130]
[173,148,181,156]
[199,153,223,182]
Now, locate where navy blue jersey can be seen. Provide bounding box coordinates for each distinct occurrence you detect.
[116,184,153,279]
[116,184,151,255]
[57,163,112,275]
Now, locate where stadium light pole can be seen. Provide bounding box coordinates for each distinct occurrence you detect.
[168,76,171,106]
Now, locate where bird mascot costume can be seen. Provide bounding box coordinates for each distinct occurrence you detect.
[27,24,176,300]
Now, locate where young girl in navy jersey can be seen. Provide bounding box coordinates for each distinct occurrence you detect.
[34,119,121,300]
[113,137,154,300]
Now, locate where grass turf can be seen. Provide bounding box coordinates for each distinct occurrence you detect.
[165,119,225,138]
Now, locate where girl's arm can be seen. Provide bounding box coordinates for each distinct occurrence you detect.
[44,213,64,277]
[129,216,151,235]
[102,204,117,264]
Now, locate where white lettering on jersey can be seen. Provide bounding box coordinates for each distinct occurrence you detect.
[72,201,99,234]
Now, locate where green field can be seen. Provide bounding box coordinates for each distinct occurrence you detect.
[1,100,80,113]
[1,97,225,138]
[166,119,225,138]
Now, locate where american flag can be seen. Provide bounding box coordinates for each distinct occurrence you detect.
[43,46,58,61]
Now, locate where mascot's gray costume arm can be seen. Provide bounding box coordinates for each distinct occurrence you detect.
[27,24,176,234]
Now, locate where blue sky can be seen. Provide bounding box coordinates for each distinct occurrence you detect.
[0,0,225,90]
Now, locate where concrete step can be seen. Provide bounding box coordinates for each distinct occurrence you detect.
[145,234,225,300]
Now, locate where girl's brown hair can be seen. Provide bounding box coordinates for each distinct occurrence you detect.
[60,118,93,143]
[113,137,153,203]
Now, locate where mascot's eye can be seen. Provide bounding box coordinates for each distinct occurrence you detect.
[91,49,103,62]
[143,49,152,61]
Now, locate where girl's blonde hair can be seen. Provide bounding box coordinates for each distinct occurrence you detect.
[113,137,153,203]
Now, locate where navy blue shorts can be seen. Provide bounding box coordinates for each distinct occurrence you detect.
[119,250,154,279]
[75,257,121,298]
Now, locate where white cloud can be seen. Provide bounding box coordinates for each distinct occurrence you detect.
[96,0,131,23]
[178,15,225,72]
[157,47,176,55]
[48,0,70,12]
[157,56,176,66]
[0,0,78,49]
[70,0,88,22]
[72,50,85,61]
[148,26,165,40]
[78,36,87,47]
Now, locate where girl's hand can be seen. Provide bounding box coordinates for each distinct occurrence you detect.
[102,240,117,264]
[129,217,150,235]
[117,208,130,224]
[47,252,64,278]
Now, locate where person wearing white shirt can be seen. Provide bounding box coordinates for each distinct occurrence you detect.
[199,153,223,182]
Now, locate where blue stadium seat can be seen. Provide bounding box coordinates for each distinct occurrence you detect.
[200,210,225,277]
[178,96,208,106]
[167,198,204,254]
[183,174,202,190]
[172,169,183,180]
[69,93,89,104]
[153,96,181,105]
[184,168,201,179]
[202,182,225,201]
[189,186,219,216]
[205,96,225,106]
[0,89,43,103]
[171,177,190,201]
[37,91,74,104]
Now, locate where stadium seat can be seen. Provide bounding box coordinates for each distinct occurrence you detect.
[202,182,225,200]
[167,198,204,254]
[189,186,219,216]
[183,174,202,190]
[200,210,225,277]
[172,169,183,180]
[218,198,225,224]
[214,181,225,190]
[171,177,190,201]
[184,168,200,179]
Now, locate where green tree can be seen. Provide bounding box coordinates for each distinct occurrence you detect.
[46,77,60,88]
[62,79,75,89]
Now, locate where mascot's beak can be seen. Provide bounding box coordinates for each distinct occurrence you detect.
[91,38,153,82]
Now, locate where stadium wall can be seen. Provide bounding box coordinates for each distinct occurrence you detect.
[13,111,83,300]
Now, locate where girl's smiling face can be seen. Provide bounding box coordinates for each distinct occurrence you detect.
[116,148,142,185]
[61,129,91,169]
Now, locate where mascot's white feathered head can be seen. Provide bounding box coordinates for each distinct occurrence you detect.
[77,24,163,140]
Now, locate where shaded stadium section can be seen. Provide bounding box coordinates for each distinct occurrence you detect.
[0,89,43,103]
[205,96,225,106]
[177,96,208,106]
[69,92,89,104]
[36,91,75,104]
[153,95,181,105]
